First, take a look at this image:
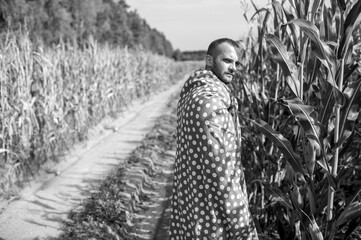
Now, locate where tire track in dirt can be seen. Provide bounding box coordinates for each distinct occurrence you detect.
[0,82,183,240]
[129,96,177,240]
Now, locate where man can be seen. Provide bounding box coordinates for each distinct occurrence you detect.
[169,38,258,239]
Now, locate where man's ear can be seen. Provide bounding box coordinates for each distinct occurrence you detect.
[205,54,213,67]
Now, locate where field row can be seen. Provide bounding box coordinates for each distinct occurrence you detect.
[0,32,199,198]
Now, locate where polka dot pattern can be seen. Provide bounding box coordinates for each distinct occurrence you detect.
[169,70,258,239]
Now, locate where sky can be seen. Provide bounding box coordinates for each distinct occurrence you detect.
[125,0,271,51]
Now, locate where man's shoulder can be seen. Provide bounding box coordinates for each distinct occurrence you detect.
[180,69,231,104]
[183,69,217,88]
[186,83,231,106]
[189,69,217,81]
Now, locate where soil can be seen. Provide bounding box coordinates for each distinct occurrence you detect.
[0,82,183,240]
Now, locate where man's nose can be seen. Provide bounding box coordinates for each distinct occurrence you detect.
[229,63,236,72]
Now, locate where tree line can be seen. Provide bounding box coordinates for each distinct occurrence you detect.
[0,0,174,57]
[173,50,206,61]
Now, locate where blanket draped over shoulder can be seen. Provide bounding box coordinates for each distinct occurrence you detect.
[169,69,258,239]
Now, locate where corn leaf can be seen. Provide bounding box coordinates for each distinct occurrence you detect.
[339,78,361,142]
[283,8,299,56]
[337,0,347,11]
[297,207,324,240]
[265,34,300,98]
[307,183,317,215]
[336,201,361,227]
[306,218,324,240]
[250,87,261,119]
[311,0,322,23]
[0,149,17,158]
[342,188,361,239]
[294,0,305,19]
[322,6,333,40]
[0,149,9,154]
[281,98,330,172]
[271,1,285,31]
[338,0,361,59]
[344,217,361,240]
[249,8,269,23]
[253,180,293,209]
[282,98,321,144]
[286,19,333,62]
[286,19,345,107]
[320,84,335,126]
[251,119,305,175]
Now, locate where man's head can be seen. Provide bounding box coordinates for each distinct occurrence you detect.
[205,38,240,84]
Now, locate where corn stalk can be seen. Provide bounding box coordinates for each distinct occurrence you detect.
[237,0,361,239]
[0,31,199,197]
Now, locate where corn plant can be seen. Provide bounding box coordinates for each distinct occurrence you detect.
[0,31,199,198]
[236,0,361,239]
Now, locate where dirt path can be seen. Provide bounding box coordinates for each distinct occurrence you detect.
[0,82,183,240]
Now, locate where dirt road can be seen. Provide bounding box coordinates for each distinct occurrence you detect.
[0,81,183,240]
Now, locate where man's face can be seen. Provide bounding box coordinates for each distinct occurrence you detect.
[210,43,240,84]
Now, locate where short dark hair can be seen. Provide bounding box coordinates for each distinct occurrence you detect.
[206,38,240,57]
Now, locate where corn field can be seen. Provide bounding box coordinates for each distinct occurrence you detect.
[0,31,197,198]
[2,0,361,239]
[235,0,361,239]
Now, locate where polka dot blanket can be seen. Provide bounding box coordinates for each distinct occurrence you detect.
[169,69,258,239]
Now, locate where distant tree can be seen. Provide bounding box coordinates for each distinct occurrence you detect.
[26,0,48,44]
[172,49,182,61]
[0,0,27,28]
[67,0,102,43]
[0,0,175,57]
[111,1,134,46]
[161,32,174,57]
[180,50,206,61]
[43,0,74,45]
[127,11,146,47]
[96,0,133,46]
